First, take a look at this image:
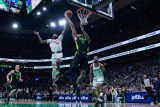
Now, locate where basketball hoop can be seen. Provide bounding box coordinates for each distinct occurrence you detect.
[77,8,93,25]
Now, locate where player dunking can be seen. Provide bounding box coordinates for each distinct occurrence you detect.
[33,25,66,87]
[64,10,91,93]
[5,64,23,103]
[89,56,107,106]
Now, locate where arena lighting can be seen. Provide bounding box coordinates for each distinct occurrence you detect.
[34,65,70,69]
[35,78,39,81]
[36,11,41,16]
[34,42,160,69]
[93,42,160,62]
[56,29,160,61]
[88,30,160,55]
[12,23,18,29]
[59,19,66,26]
[50,22,56,27]
[42,7,47,11]
[0,30,159,63]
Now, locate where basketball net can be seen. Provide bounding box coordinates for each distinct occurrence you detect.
[77,8,93,25]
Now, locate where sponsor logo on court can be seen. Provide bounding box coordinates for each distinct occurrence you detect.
[58,95,90,102]
[131,95,144,100]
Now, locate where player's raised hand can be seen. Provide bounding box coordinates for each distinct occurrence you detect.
[33,31,39,35]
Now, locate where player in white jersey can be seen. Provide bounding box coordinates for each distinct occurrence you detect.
[89,56,106,106]
[33,25,66,87]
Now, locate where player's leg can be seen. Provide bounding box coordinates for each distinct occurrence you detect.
[72,53,88,93]
[73,69,86,94]
[59,53,79,77]
[15,89,22,99]
[56,58,61,74]
[8,89,17,97]
[96,83,102,102]
[92,80,99,99]
[70,54,80,93]
[4,83,12,103]
[8,82,18,97]
[7,83,18,103]
[53,58,60,88]
[92,81,102,107]
[76,70,86,85]
[52,65,57,81]
[76,53,88,84]
[93,78,104,103]
[51,54,58,86]
[145,87,156,104]
[55,53,63,81]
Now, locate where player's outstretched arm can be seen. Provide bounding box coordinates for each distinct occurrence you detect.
[6,70,14,83]
[80,24,91,43]
[64,12,77,40]
[60,24,67,36]
[33,31,47,44]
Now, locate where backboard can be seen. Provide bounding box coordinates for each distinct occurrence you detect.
[67,0,114,20]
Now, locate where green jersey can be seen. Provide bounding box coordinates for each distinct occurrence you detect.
[75,37,89,54]
[6,70,21,91]
[11,70,21,83]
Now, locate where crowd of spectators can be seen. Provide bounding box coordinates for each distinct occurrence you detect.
[107,60,160,91]
[1,53,159,103]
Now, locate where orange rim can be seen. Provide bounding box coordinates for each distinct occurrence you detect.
[77,8,93,17]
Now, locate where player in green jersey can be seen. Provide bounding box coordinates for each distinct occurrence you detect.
[64,10,91,93]
[5,64,23,103]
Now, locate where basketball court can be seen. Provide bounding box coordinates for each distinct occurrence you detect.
[0,101,157,107]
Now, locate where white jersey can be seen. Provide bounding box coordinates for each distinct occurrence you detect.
[143,79,152,87]
[47,35,63,53]
[93,63,104,79]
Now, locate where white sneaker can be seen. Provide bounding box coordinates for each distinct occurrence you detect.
[150,102,154,105]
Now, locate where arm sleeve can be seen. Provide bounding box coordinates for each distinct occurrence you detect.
[46,39,52,44]
[58,35,63,42]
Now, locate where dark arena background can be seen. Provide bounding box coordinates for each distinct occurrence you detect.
[0,0,160,107]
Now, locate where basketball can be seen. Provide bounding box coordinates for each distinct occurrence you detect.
[65,10,73,18]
